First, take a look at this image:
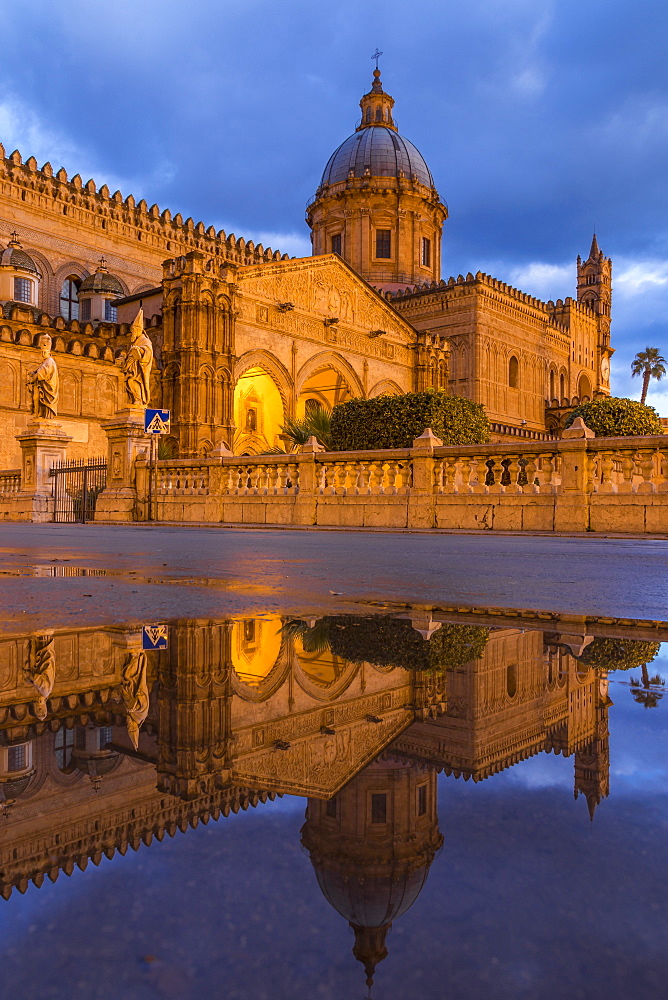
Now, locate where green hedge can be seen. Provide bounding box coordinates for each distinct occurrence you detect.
[324,615,489,671]
[330,390,490,451]
[577,637,661,672]
[564,396,662,437]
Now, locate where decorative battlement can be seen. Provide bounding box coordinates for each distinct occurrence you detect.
[0,143,291,268]
[387,270,602,334]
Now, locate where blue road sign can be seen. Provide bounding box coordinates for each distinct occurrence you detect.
[144,408,171,434]
[142,625,168,650]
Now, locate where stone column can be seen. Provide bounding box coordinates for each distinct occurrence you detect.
[95,406,148,522]
[407,428,442,529]
[554,417,594,532]
[14,419,71,522]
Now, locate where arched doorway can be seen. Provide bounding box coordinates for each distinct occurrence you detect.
[578,373,592,401]
[233,367,286,454]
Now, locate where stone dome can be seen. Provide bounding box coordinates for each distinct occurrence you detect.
[80,266,124,296]
[0,236,40,275]
[320,126,434,188]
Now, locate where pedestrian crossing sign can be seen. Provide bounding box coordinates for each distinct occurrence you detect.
[144,408,171,434]
[142,624,168,650]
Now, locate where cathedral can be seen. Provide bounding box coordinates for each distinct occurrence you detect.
[0,67,614,465]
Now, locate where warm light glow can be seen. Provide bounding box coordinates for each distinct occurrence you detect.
[233,367,285,454]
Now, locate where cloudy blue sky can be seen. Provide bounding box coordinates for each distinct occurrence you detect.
[1,0,667,409]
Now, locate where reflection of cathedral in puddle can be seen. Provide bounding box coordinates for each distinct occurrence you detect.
[0,613,616,984]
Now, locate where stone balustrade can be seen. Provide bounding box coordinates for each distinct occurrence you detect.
[0,470,21,496]
[128,430,668,534]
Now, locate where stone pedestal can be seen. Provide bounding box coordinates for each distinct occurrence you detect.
[95,407,148,522]
[14,420,71,522]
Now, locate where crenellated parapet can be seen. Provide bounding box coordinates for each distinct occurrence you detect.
[0,143,291,271]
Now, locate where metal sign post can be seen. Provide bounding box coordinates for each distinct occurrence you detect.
[144,409,170,522]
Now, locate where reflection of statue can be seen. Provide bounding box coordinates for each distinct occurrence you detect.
[121,650,149,749]
[27,334,59,419]
[23,632,56,720]
[122,307,153,406]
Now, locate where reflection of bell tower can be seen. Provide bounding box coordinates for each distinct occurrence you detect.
[574,672,611,821]
[301,757,442,988]
[157,622,234,800]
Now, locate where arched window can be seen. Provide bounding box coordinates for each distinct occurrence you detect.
[507,663,517,698]
[375,107,382,121]
[60,277,80,320]
[549,370,555,401]
[560,373,566,400]
[508,355,519,389]
[578,373,592,400]
[246,407,257,432]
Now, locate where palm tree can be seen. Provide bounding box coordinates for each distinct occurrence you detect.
[629,663,665,709]
[281,407,332,451]
[631,347,667,404]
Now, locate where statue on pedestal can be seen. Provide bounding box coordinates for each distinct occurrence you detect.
[122,307,153,406]
[27,334,59,419]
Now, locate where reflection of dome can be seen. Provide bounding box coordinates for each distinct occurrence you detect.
[79,267,124,295]
[321,127,434,188]
[0,774,32,801]
[301,759,442,987]
[314,865,430,928]
[0,235,40,275]
[71,749,120,779]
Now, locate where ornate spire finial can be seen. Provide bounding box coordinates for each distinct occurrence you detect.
[589,232,600,259]
[98,255,108,271]
[9,231,20,245]
[371,48,383,71]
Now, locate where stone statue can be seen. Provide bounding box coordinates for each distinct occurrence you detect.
[27,334,59,419]
[23,632,56,721]
[120,649,149,749]
[122,307,153,406]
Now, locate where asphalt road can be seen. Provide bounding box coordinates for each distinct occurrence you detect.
[0,523,665,633]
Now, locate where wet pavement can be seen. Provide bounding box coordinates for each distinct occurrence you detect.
[0,523,666,632]
[0,525,667,998]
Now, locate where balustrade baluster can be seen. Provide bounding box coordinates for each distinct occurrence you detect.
[369,462,384,495]
[636,448,657,494]
[433,457,444,491]
[276,464,288,493]
[596,450,616,494]
[343,462,359,494]
[538,453,555,494]
[506,455,522,493]
[469,455,488,494]
[286,462,299,492]
[658,449,668,493]
[617,450,635,493]
[443,457,457,494]
[523,455,538,494]
[357,462,370,494]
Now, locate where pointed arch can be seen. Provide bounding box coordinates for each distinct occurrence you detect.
[296,351,365,399]
[369,379,403,397]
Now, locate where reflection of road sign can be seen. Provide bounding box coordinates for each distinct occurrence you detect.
[145,409,171,434]
[142,625,168,650]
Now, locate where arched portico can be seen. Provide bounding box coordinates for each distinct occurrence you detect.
[295,351,364,418]
[233,351,292,454]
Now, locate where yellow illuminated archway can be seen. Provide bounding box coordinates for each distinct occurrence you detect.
[233,367,286,454]
[296,367,352,419]
[294,635,347,688]
[231,616,284,688]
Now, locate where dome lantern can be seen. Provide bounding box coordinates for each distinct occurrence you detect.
[79,257,124,322]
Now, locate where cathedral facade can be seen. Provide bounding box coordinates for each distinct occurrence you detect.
[0,69,613,465]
